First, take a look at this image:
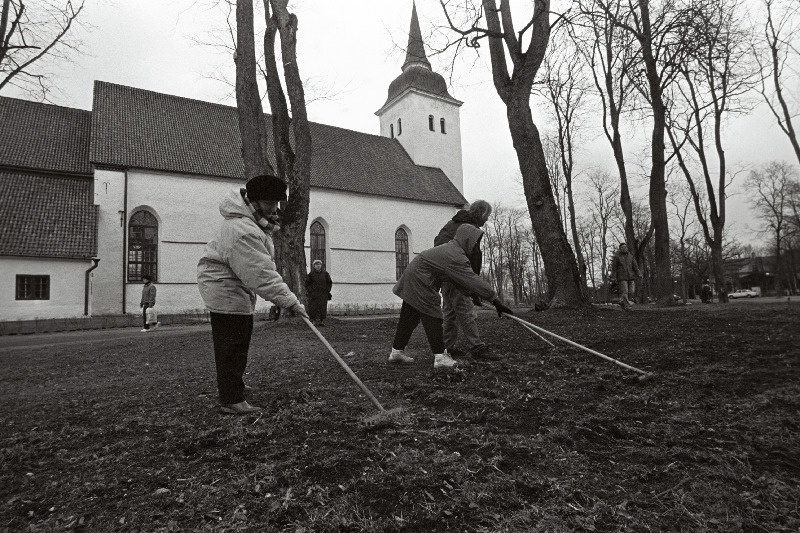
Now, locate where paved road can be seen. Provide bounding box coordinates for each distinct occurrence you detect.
[0,323,212,353]
[2,300,793,352]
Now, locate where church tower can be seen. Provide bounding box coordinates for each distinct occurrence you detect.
[375,2,464,193]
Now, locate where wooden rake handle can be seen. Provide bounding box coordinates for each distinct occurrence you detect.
[301,317,386,412]
[505,314,649,376]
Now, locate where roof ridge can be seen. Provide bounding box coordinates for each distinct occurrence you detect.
[94,81,393,141]
[0,95,90,113]
[94,80,239,112]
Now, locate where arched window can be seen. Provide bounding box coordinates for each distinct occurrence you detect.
[395,228,409,280]
[390,123,394,138]
[397,118,402,135]
[429,115,434,131]
[310,221,326,268]
[440,117,446,134]
[128,210,158,281]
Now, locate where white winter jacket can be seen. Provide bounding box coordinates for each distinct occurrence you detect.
[197,189,300,314]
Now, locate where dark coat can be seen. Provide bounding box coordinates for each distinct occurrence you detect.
[611,251,641,281]
[305,269,332,300]
[434,210,483,274]
[140,283,156,307]
[394,224,497,318]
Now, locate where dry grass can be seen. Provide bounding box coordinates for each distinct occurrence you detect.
[1,303,798,531]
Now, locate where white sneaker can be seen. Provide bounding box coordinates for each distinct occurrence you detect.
[387,348,414,364]
[140,328,149,333]
[434,352,458,369]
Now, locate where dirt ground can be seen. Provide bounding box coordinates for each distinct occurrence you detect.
[1,302,798,532]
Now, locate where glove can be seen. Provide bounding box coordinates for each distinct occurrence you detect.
[289,302,309,318]
[471,295,482,307]
[493,300,514,317]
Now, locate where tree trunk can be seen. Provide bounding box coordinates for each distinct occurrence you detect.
[566,178,587,291]
[235,0,273,179]
[263,0,312,300]
[640,2,674,304]
[509,96,583,307]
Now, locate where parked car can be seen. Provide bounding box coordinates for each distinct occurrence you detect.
[728,288,758,299]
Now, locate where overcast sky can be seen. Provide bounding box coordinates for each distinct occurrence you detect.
[6,0,799,246]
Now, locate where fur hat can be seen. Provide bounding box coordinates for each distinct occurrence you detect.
[312,259,323,266]
[246,174,287,202]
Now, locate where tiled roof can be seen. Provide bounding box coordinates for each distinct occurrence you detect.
[90,81,466,206]
[0,171,98,259]
[0,97,92,175]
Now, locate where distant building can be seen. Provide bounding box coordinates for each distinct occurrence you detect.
[723,251,800,295]
[0,4,467,321]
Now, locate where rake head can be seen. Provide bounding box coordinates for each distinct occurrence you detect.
[361,407,406,430]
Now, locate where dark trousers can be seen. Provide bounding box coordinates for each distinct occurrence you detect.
[308,296,328,322]
[392,301,444,354]
[142,305,150,329]
[210,312,254,405]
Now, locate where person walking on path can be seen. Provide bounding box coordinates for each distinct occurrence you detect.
[139,274,158,332]
[389,223,514,370]
[306,259,332,326]
[610,243,641,309]
[197,175,308,415]
[433,200,498,360]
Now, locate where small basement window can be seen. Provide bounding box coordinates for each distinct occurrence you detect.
[16,275,50,300]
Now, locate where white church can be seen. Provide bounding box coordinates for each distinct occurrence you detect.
[0,4,468,322]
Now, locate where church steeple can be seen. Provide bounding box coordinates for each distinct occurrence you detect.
[375,2,465,194]
[403,2,431,71]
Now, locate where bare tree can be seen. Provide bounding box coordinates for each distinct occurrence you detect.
[666,0,756,303]
[535,34,590,290]
[235,0,273,179]
[586,169,620,301]
[262,0,312,297]
[668,183,697,301]
[234,0,312,298]
[747,161,799,294]
[754,0,800,166]
[593,0,702,304]
[543,133,569,231]
[438,0,585,307]
[574,0,648,267]
[0,0,86,100]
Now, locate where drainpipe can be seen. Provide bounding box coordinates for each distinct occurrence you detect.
[84,258,101,315]
[121,169,128,314]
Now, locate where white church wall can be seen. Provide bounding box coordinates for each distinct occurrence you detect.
[124,170,271,314]
[307,188,458,307]
[92,168,126,315]
[90,169,459,317]
[0,257,90,320]
[378,90,464,192]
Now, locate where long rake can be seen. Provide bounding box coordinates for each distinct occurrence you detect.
[302,317,405,427]
[505,314,654,382]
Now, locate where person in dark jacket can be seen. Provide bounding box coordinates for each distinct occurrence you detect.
[139,274,158,332]
[306,259,333,326]
[433,200,497,360]
[610,243,641,308]
[389,224,513,370]
[700,279,713,303]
